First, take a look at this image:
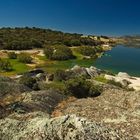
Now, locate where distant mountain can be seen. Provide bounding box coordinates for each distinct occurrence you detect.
[118,35,140,47]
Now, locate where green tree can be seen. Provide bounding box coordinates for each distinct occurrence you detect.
[0,59,12,71]
[44,46,54,59]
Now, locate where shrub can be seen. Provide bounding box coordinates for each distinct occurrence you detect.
[8,52,17,59]
[63,40,72,47]
[71,39,81,46]
[44,45,75,60]
[107,80,122,88]
[65,76,89,98]
[19,76,39,90]
[89,85,102,97]
[77,46,96,56]
[44,46,53,59]
[18,53,32,63]
[65,76,102,98]
[0,59,12,71]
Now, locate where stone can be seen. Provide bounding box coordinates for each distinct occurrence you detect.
[0,115,130,140]
[117,72,131,78]
[105,72,140,91]
[36,73,46,81]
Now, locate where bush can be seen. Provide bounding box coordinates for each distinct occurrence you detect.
[0,59,12,71]
[65,76,90,98]
[19,76,39,90]
[77,46,96,56]
[8,52,17,59]
[44,46,53,59]
[71,39,81,46]
[65,76,102,98]
[89,85,101,97]
[44,45,75,60]
[18,53,32,63]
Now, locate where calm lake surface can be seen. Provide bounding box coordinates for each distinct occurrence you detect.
[94,45,140,76]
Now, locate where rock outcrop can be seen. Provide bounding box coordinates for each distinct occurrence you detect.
[0,115,130,140]
[57,81,140,139]
[70,65,104,77]
[0,89,65,119]
[105,72,140,91]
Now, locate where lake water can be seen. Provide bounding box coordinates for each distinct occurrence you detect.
[94,45,140,76]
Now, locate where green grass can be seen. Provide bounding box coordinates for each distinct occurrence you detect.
[94,75,108,83]
[39,59,94,73]
[71,47,84,59]
[0,58,31,76]
[0,47,99,76]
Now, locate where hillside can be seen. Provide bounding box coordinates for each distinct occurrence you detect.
[0,27,108,50]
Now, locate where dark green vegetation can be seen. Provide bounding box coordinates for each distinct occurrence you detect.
[7,52,17,59]
[17,68,102,99]
[0,59,12,71]
[44,45,75,60]
[65,76,102,98]
[0,27,103,50]
[77,46,103,57]
[18,53,32,63]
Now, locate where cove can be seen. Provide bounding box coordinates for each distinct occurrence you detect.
[94,45,140,76]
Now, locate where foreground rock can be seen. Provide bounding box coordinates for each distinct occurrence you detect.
[0,89,65,119]
[56,81,140,139]
[0,115,131,140]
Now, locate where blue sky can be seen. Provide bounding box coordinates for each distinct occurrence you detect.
[0,0,139,36]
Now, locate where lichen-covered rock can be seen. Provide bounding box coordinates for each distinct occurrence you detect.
[0,115,130,140]
[58,81,140,139]
[21,89,65,114]
[70,65,104,78]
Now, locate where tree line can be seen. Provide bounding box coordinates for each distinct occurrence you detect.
[0,27,104,50]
